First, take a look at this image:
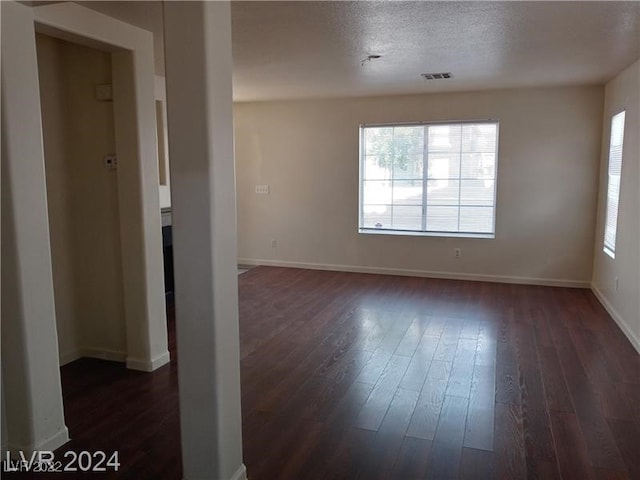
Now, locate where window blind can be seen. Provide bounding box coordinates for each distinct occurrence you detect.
[359,121,499,237]
[603,110,625,258]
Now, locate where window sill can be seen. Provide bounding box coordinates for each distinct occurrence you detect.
[358,228,495,239]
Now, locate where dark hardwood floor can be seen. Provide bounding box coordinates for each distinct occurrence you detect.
[8,266,639,479]
[238,267,639,480]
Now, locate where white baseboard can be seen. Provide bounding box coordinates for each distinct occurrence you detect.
[591,285,640,354]
[82,347,127,363]
[59,349,83,366]
[230,464,248,480]
[59,348,126,366]
[181,463,246,480]
[59,348,171,371]
[127,351,171,372]
[238,258,590,288]
[7,426,69,456]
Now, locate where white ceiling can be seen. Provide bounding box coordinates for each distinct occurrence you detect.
[231,1,640,101]
[64,1,640,102]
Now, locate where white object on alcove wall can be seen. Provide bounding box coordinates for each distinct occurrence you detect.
[104,154,117,170]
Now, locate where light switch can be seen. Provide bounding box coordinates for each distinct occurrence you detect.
[104,154,117,170]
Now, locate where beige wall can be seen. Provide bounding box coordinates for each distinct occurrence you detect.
[36,34,127,364]
[235,86,604,286]
[592,60,640,352]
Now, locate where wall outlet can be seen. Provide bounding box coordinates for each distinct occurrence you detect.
[454,248,462,259]
[255,184,270,194]
[271,239,277,248]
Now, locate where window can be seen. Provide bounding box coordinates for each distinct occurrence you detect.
[359,121,499,237]
[603,110,626,259]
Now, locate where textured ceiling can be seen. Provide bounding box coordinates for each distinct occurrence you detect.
[59,1,640,102]
[231,1,640,101]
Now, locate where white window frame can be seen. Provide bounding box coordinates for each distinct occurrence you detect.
[603,110,626,259]
[358,120,499,238]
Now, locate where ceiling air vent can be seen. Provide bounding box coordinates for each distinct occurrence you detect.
[421,72,453,80]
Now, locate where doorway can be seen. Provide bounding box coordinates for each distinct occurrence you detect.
[36,33,128,365]
[1,1,170,456]
[34,1,170,373]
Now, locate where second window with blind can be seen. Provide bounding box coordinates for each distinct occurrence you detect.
[359,121,499,237]
[603,110,626,259]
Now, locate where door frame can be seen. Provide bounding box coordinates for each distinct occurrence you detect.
[33,2,169,372]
